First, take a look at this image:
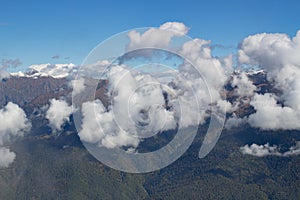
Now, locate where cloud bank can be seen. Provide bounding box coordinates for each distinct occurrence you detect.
[77,22,233,150]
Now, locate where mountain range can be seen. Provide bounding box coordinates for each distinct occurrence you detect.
[0,70,299,200]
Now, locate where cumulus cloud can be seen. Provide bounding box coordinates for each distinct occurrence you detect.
[180,38,230,91]
[248,93,300,130]
[241,142,300,157]
[78,65,177,149]
[0,102,31,137]
[46,99,74,132]
[79,99,140,149]
[0,148,16,168]
[178,38,232,114]
[238,31,300,130]
[0,102,31,167]
[70,78,85,96]
[238,32,300,69]
[127,22,189,51]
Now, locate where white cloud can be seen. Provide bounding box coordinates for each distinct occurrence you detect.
[0,148,16,168]
[127,22,189,51]
[238,31,300,130]
[78,22,233,150]
[240,143,281,157]
[0,102,31,137]
[248,93,300,130]
[110,66,177,133]
[0,102,30,167]
[178,38,232,115]
[78,58,231,149]
[238,32,300,69]
[46,99,74,132]
[78,99,140,149]
[70,78,85,96]
[159,22,189,35]
[241,142,300,157]
[78,65,178,149]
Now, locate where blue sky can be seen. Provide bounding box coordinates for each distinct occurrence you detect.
[1,0,300,71]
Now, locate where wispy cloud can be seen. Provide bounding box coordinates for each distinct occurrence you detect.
[0,58,22,79]
[1,58,22,69]
[51,54,60,59]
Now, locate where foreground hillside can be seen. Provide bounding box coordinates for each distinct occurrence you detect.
[1,122,299,199]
